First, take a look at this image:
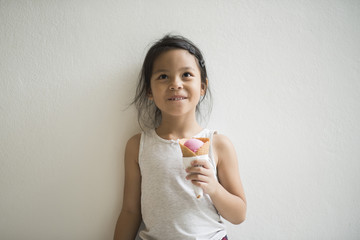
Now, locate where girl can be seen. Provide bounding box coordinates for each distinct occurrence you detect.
[114,35,246,240]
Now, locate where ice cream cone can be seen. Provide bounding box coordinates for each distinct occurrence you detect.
[179,138,210,157]
[179,138,210,198]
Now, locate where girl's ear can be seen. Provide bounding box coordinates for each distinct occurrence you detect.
[200,78,208,96]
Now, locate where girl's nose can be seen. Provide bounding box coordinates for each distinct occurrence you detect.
[169,77,183,90]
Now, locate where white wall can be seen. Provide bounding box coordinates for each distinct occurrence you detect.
[1,1,359,239]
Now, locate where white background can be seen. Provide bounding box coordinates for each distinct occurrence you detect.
[1,1,359,239]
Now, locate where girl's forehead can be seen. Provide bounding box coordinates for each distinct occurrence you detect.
[153,49,199,70]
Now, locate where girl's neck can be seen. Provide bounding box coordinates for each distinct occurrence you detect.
[155,114,203,140]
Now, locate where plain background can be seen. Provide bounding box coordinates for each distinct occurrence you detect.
[1,0,360,239]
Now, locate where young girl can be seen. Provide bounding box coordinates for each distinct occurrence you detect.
[114,35,246,240]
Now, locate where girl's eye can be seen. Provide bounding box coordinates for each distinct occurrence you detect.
[158,74,168,80]
[183,72,192,78]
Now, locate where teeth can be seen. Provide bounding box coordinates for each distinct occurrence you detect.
[170,97,185,100]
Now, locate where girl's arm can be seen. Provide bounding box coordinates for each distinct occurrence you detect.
[186,134,246,224]
[114,134,142,240]
[211,134,247,224]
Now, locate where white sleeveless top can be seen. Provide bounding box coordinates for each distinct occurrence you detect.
[138,129,227,240]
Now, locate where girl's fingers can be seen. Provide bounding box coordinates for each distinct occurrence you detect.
[191,180,206,188]
[186,165,211,176]
[185,159,215,187]
[186,173,208,182]
[191,160,210,169]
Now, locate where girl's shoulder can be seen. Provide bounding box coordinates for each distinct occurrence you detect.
[213,133,234,149]
[125,133,142,162]
[212,133,237,165]
[127,133,141,147]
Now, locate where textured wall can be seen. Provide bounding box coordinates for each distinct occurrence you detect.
[1,0,359,239]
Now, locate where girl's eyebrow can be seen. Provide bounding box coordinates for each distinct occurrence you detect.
[180,67,196,72]
[152,67,196,75]
[152,69,168,75]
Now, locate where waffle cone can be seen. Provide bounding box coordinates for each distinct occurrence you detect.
[179,138,210,157]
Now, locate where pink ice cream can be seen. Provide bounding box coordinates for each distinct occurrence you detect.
[184,139,204,153]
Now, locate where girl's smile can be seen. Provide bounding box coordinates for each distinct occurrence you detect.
[167,95,188,101]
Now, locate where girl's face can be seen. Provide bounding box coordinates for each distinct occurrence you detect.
[149,49,206,119]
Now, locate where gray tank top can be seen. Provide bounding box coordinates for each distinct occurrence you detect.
[138,129,227,240]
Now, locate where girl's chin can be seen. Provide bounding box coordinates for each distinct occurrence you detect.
[161,110,197,119]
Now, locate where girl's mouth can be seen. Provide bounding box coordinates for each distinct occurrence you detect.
[168,96,187,101]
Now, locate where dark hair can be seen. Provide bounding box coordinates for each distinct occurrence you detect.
[133,34,212,129]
